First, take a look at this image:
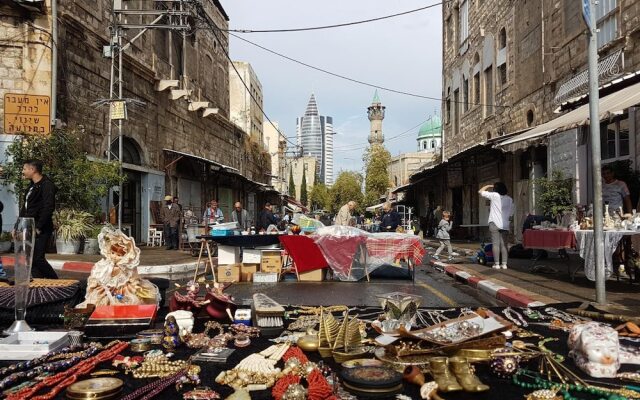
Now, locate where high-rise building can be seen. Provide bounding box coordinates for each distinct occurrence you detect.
[367,90,385,144]
[296,94,334,186]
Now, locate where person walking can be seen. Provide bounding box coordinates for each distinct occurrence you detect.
[335,201,356,226]
[432,205,443,237]
[231,201,250,231]
[160,195,181,250]
[380,202,401,232]
[433,211,454,260]
[479,182,514,269]
[18,160,58,279]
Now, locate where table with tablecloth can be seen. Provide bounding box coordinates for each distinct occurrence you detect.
[522,229,577,250]
[278,235,329,274]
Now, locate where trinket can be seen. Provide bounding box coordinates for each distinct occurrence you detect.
[163,316,181,351]
[183,387,221,400]
[490,348,520,378]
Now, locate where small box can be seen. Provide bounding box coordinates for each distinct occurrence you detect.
[217,263,241,283]
[85,305,158,338]
[299,269,325,282]
[253,272,279,283]
[241,263,258,282]
[261,250,282,273]
[242,249,262,264]
[218,245,240,264]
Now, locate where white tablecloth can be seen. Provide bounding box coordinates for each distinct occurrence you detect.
[574,230,638,281]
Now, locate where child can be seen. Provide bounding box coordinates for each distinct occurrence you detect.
[434,211,453,260]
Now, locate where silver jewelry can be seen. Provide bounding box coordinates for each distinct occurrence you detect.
[502,307,528,327]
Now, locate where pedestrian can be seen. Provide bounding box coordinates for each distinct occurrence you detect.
[335,201,356,226]
[433,211,454,260]
[160,195,181,250]
[432,205,443,237]
[17,159,58,279]
[257,202,278,231]
[231,201,250,231]
[0,199,5,279]
[380,202,401,232]
[203,199,224,227]
[172,196,183,212]
[602,165,632,213]
[479,182,514,269]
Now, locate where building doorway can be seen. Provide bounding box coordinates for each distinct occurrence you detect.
[452,187,463,227]
[111,137,144,242]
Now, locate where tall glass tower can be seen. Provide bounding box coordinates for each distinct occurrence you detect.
[296,94,334,186]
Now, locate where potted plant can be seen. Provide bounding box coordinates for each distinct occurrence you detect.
[54,209,94,255]
[83,225,104,255]
[0,231,12,253]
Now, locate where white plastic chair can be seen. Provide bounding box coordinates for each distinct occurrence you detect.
[149,229,163,247]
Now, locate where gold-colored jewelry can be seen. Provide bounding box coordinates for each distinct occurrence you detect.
[293,305,348,315]
[526,389,562,400]
[90,369,119,377]
[130,339,152,353]
[130,354,189,378]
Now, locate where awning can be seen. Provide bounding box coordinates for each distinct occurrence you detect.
[163,148,239,172]
[284,196,309,213]
[391,183,412,193]
[498,81,640,149]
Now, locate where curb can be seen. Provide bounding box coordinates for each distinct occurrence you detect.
[1,256,203,276]
[429,259,546,308]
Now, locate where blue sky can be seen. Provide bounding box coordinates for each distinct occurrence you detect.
[223,1,442,177]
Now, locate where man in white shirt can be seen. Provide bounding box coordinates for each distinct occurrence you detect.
[602,165,632,213]
[479,182,514,269]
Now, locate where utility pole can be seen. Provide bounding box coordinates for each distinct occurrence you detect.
[585,0,605,304]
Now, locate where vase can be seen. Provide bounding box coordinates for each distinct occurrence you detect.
[4,217,36,334]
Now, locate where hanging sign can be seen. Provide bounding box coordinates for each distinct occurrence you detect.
[3,93,51,135]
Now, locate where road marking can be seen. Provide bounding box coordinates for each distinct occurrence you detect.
[416,281,457,307]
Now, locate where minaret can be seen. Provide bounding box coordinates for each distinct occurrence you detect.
[367,90,385,144]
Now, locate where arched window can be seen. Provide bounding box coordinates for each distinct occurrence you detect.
[499,27,507,49]
[110,137,142,165]
[432,140,436,148]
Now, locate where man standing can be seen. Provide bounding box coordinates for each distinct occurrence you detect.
[231,201,250,231]
[335,201,356,226]
[257,202,278,231]
[18,160,58,279]
[172,196,183,212]
[203,199,224,227]
[380,202,401,232]
[602,165,632,213]
[160,195,181,250]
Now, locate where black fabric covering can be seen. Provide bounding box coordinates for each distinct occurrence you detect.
[197,235,282,248]
[1,302,638,399]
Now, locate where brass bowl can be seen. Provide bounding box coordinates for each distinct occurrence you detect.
[297,335,319,352]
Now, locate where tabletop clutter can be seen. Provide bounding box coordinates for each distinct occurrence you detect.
[1,228,639,400]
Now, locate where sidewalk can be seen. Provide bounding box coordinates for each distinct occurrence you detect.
[1,247,205,277]
[423,238,640,309]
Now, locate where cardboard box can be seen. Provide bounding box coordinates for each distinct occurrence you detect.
[242,249,262,264]
[217,264,241,283]
[218,245,240,264]
[261,250,282,273]
[240,263,258,282]
[298,269,325,282]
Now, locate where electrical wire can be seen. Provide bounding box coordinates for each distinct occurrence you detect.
[229,33,508,109]
[332,117,433,152]
[224,2,443,33]
[193,3,298,150]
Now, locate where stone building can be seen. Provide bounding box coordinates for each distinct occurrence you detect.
[0,0,272,241]
[286,156,317,204]
[229,61,264,143]
[406,0,640,240]
[263,120,288,193]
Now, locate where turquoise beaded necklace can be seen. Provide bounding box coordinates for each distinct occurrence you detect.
[512,370,631,400]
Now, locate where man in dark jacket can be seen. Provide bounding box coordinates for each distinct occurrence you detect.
[380,202,401,232]
[256,202,278,231]
[18,160,58,279]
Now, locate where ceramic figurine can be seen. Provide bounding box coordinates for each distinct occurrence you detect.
[166,310,194,338]
[163,315,181,351]
[568,322,620,378]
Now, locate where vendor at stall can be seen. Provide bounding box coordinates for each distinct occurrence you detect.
[231,201,250,231]
[602,165,632,213]
[257,202,279,231]
[203,199,224,227]
[380,202,401,232]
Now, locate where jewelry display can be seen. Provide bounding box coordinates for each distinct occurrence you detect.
[538,338,565,363]
[287,315,319,332]
[112,355,144,370]
[136,329,164,345]
[163,315,182,351]
[130,354,189,379]
[234,335,251,348]
[502,307,528,327]
[543,307,587,323]
[5,340,128,400]
[617,372,640,384]
[130,338,152,353]
[490,348,521,378]
[290,305,348,316]
[229,324,261,337]
[183,386,221,400]
[184,321,233,350]
[65,377,123,400]
[119,370,187,400]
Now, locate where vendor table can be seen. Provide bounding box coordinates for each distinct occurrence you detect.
[366,235,426,282]
[2,302,638,400]
[574,229,640,281]
[200,234,282,248]
[278,235,329,276]
[523,229,579,280]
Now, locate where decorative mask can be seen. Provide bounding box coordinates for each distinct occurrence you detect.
[568,322,620,378]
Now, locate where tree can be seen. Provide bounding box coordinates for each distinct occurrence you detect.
[288,167,296,198]
[3,128,123,215]
[310,183,330,211]
[535,171,574,218]
[300,167,308,206]
[363,144,391,206]
[329,171,364,213]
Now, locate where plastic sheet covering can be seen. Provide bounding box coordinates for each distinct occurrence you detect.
[293,214,325,232]
[313,226,425,281]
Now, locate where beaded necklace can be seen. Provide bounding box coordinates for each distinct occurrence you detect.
[120,370,186,400]
[6,341,128,400]
[512,370,632,400]
[0,343,95,378]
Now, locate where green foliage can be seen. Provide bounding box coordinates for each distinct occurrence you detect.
[309,183,331,211]
[2,129,123,214]
[288,168,296,198]
[604,160,640,207]
[329,171,364,213]
[363,144,391,205]
[535,171,574,218]
[300,168,308,206]
[53,208,95,241]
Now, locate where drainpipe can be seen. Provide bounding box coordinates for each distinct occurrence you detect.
[50,0,57,126]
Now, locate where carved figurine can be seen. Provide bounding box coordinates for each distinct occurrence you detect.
[568,322,619,378]
[163,315,181,351]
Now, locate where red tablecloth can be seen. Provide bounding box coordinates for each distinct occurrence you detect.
[314,235,368,279]
[523,229,576,249]
[366,236,426,266]
[279,235,328,273]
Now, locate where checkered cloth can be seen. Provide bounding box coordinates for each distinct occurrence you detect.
[366,235,426,267]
